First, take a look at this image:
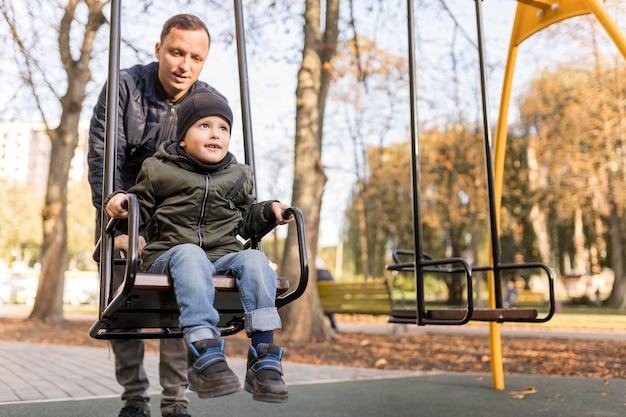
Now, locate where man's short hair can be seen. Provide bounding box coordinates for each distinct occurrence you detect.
[160,14,210,45]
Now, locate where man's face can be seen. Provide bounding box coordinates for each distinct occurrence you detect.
[155,27,210,102]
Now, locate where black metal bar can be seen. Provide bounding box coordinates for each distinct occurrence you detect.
[97,0,122,318]
[406,0,427,325]
[405,0,475,325]
[419,257,474,325]
[497,262,556,322]
[233,0,257,197]
[474,0,504,307]
[90,194,142,339]
[275,208,309,308]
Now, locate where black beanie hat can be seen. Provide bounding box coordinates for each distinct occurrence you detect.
[176,88,233,141]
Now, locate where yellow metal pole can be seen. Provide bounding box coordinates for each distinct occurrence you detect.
[492,0,626,391]
[489,4,524,391]
[583,0,626,60]
[488,321,504,389]
[490,38,520,393]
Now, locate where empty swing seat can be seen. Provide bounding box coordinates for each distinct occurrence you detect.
[389,307,538,324]
[385,249,555,326]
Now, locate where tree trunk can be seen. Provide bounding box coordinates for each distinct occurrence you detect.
[279,0,339,343]
[572,206,587,273]
[529,205,550,264]
[356,181,372,280]
[606,200,626,308]
[29,129,72,323]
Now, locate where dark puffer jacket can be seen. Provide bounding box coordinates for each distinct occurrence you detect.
[87,61,219,213]
[108,143,278,270]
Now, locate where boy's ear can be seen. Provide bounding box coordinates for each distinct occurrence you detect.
[179,139,186,147]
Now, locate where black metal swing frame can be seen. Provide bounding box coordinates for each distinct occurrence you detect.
[89,0,309,340]
[386,0,556,326]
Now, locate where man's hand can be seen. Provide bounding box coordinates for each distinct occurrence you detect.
[113,234,147,255]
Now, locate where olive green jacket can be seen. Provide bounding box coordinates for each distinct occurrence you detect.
[107,143,277,270]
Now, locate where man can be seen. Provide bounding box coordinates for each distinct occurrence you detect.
[88,14,223,417]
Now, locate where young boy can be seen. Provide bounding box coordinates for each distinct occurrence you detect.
[105,88,293,403]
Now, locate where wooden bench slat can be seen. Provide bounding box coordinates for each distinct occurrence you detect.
[512,290,546,306]
[322,305,392,315]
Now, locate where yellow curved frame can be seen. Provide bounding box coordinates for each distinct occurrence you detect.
[490,0,626,390]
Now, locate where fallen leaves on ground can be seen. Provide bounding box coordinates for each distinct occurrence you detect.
[0,317,623,379]
[507,386,537,399]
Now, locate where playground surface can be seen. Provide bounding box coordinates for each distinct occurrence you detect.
[0,340,623,417]
[0,320,624,417]
[0,305,624,416]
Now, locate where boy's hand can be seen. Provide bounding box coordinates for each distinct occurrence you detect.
[272,202,294,225]
[106,193,129,218]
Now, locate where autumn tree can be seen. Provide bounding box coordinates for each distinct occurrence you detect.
[324,31,409,280]
[343,142,415,279]
[0,180,44,267]
[345,123,489,304]
[278,0,340,343]
[67,180,97,271]
[1,0,108,322]
[516,63,626,308]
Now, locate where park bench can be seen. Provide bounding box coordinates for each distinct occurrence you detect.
[512,290,547,307]
[317,279,394,319]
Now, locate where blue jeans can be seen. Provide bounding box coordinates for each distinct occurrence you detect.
[149,243,282,345]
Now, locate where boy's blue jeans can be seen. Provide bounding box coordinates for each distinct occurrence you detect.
[149,243,282,345]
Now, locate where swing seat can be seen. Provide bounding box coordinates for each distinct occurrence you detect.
[389,307,538,324]
[92,273,291,337]
[89,194,308,339]
[386,249,555,326]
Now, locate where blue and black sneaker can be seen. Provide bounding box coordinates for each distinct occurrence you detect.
[244,344,288,403]
[187,339,240,398]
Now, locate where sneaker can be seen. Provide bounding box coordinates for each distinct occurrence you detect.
[187,339,240,398]
[244,344,288,403]
[118,406,150,417]
[162,404,190,417]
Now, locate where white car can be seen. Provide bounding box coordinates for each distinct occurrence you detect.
[0,274,38,305]
[64,276,99,306]
[0,282,11,305]
[14,277,38,306]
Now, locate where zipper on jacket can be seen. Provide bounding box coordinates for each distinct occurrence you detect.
[197,176,210,245]
[161,104,176,144]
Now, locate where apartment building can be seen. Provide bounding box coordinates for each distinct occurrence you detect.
[0,121,89,194]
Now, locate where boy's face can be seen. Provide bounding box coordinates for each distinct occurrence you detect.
[155,27,210,102]
[180,115,230,164]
